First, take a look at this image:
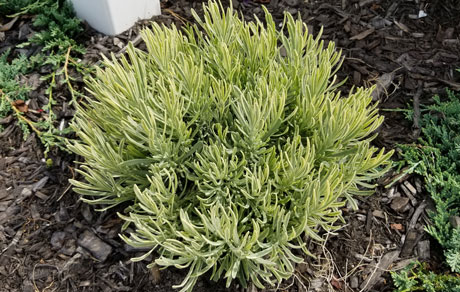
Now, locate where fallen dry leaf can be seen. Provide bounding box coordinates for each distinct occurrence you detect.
[151,264,161,284]
[391,223,404,231]
[0,16,19,32]
[331,277,343,290]
[11,99,28,113]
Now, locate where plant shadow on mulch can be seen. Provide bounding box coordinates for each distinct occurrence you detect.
[1,0,459,291]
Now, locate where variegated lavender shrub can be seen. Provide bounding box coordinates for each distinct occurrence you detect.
[69,1,392,291]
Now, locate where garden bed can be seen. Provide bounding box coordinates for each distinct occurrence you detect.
[0,0,459,291]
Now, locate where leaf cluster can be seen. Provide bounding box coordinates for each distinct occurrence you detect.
[398,89,460,273]
[69,1,392,291]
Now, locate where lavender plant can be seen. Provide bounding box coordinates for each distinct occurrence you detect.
[69,1,393,290]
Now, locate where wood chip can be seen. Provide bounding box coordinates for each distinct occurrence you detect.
[401,229,421,257]
[365,208,373,234]
[391,196,410,213]
[350,27,375,40]
[403,181,417,195]
[372,210,385,219]
[408,201,427,230]
[394,20,409,33]
[400,184,417,206]
[360,250,400,291]
[34,191,49,201]
[412,83,423,138]
[417,240,430,260]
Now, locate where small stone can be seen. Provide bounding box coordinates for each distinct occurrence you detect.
[21,188,32,197]
[417,240,430,260]
[350,276,359,289]
[391,197,410,212]
[78,230,112,261]
[50,231,67,249]
[113,37,124,49]
[450,216,460,228]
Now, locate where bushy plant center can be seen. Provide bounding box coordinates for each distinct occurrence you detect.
[69,1,392,290]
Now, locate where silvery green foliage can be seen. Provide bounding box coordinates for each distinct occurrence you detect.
[69,1,392,290]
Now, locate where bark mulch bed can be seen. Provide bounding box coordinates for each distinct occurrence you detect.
[1,0,459,291]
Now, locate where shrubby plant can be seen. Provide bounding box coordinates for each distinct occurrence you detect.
[69,1,392,290]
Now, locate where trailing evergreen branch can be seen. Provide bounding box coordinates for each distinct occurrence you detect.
[0,50,33,118]
[0,0,88,155]
[392,261,460,292]
[397,89,460,274]
[69,1,393,290]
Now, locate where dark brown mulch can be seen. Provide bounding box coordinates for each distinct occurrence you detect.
[1,0,459,291]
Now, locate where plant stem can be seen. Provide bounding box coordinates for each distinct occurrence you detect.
[0,89,42,136]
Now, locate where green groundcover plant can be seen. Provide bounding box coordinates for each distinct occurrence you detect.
[69,1,392,290]
[398,89,460,273]
[392,262,460,292]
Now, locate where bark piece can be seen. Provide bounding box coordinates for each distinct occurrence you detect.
[417,240,430,260]
[401,229,420,257]
[391,197,409,213]
[78,230,112,262]
[360,250,400,291]
[350,28,375,40]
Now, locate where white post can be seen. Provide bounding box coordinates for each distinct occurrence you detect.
[70,0,161,36]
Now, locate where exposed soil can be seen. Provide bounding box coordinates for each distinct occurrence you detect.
[1,0,459,291]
